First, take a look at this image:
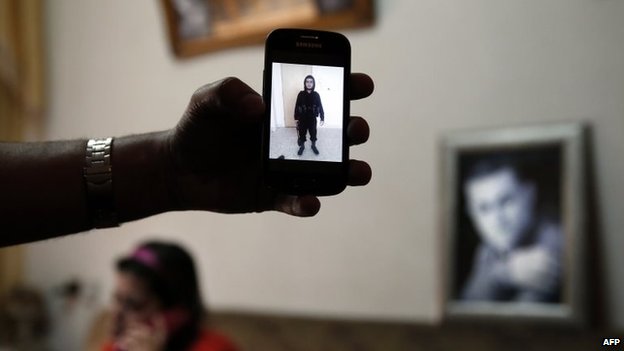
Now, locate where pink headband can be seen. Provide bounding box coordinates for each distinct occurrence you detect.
[131,247,160,271]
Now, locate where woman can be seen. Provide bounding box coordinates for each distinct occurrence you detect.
[101,241,237,351]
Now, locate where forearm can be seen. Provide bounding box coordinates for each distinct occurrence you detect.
[0,132,172,247]
[0,140,90,245]
[317,94,324,121]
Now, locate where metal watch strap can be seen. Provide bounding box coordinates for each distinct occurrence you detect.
[84,138,119,228]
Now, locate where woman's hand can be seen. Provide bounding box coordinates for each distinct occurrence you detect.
[117,315,167,351]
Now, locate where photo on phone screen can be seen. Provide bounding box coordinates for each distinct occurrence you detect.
[268,62,344,162]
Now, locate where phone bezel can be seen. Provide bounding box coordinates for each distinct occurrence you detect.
[262,29,351,195]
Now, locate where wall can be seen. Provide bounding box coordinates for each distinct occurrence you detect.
[24,0,624,347]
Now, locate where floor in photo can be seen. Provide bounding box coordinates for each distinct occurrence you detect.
[269,127,342,161]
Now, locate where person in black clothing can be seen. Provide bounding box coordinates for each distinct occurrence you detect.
[294,75,324,156]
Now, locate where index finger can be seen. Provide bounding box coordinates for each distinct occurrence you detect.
[350,73,374,100]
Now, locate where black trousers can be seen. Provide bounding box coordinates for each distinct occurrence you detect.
[297,117,317,145]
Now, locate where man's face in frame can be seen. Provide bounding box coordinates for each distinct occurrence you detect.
[464,166,537,252]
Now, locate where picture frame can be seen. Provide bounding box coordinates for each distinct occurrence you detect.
[440,123,587,325]
[161,0,374,58]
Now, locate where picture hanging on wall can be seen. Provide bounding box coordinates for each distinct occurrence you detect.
[161,0,374,58]
[440,123,587,325]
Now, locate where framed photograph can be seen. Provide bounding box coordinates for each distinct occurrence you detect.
[441,123,587,325]
[161,0,374,58]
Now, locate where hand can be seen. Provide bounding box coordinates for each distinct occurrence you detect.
[319,120,325,127]
[508,247,560,293]
[165,74,373,217]
[117,316,166,351]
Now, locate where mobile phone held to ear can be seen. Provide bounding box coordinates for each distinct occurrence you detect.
[262,28,351,196]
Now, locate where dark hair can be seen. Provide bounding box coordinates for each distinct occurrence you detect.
[464,153,531,184]
[116,241,204,350]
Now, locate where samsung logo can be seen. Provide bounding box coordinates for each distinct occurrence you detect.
[296,42,322,49]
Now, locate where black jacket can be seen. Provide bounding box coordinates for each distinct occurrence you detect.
[294,90,324,122]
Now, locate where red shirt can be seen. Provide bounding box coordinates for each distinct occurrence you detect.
[191,330,238,351]
[101,329,238,351]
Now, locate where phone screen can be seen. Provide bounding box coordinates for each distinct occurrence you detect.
[268,62,345,162]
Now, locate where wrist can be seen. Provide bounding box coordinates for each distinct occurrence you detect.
[113,131,175,222]
[84,138,118,228]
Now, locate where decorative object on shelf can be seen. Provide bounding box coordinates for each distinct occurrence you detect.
[0,286,48,350]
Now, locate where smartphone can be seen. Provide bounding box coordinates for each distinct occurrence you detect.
[262,28,351,195]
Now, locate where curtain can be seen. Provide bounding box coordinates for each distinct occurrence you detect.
[0,0,45,294]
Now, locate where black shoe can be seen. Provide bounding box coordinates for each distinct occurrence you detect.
[311,144,319,155]
[297,145,305,156]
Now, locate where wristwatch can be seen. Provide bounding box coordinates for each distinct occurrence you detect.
[84,138,119,228]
